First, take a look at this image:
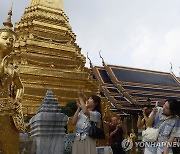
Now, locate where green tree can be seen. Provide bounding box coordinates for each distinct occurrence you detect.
[66,102,77,113]
[60,106,74,117]
[60,102,77,117]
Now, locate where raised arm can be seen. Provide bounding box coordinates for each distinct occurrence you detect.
[78,91,90,116]
[109,126,119,138]
[146,107,158,127]
[137,115,143,129]
[71,106,81,125]
[143,109,149,123]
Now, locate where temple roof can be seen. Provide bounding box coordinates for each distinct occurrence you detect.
[93,64,180,113]
[111,67,179,87]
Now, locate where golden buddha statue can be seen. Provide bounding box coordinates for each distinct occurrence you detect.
[0,6,25,154]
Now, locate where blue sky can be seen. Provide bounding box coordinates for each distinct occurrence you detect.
[1,0,180,76]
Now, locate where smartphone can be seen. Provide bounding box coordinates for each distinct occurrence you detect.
[155,101,158,107]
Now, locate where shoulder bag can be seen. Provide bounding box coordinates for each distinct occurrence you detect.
[89,121,105,139]
[142,118,171,142]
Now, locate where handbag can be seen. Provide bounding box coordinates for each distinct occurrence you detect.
[142,127,159,142]
[88,121,105,139]
[142,117,170,142]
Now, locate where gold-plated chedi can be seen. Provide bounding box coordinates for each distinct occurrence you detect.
[14,0,98,115]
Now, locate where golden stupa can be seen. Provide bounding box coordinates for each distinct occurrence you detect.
[14,0,99,115]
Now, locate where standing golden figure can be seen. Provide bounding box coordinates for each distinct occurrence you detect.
[0,6,25,154]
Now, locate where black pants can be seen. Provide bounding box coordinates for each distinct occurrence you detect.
[111,143,125,154]
[173,147,180,154]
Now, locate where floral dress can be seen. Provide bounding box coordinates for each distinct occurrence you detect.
[72,110,101,154]
[146,107,180,154]
[75,110,101,140]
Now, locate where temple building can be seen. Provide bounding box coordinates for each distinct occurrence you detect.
[2,0,180,133]
[92,62,180,133]
[93,63,180,112]
[13,0,99,115]
[1,1,180,152]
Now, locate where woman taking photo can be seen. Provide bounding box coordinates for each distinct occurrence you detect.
[71,90,102,154]
[145,99,180,154]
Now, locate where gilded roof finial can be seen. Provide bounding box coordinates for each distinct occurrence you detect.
[0,3,16,36]
[2,3,13,30]
[99,50,105,66]
[170,62,173,73]
[87,52,93,68]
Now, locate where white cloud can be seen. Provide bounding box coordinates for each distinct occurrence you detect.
[130,26,155,66]
[0,0,180,76]
[128,25,180,75]
[153,28,180,74]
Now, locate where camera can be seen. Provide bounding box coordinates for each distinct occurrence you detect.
[137,110,143,115]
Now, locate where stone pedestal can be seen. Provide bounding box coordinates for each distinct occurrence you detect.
[30,90,68,154]
[96,146,113,154]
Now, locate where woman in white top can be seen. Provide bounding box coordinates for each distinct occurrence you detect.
[71,90,102,154]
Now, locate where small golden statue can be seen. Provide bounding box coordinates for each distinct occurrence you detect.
[0,6,25,154]
[129,129,137,154]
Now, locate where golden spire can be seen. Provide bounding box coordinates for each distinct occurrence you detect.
[3,3,13,30]
[30,0,64,10]
[0,3,16,36]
